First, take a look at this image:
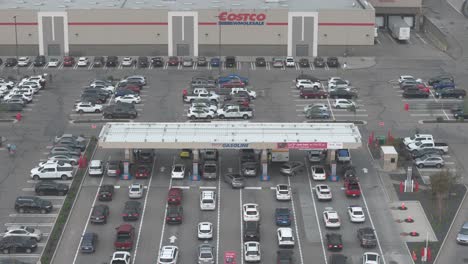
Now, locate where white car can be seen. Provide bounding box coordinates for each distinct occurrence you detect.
[75,102,103,113]
[275,184,291,201]
[244,241,261,262]
[323,209,341,228]
[77,57,89,67]
[311,165,327,180]
[112,251,131,264]
[122,57,134,67]
[88,160,104,176]
[7,93,32,103]
[200,191,216,211]
[348,205,366,223]
[197,222,213,240]
[328,77,350,88]
[48,58,60,67]
[3,226,42,241]
[0,78,15,89]
[230,88,257,99]
[398,75,421,84]
[171,164,185,179]
[334,99,356,109]
[191,102,217,112]
[16,88,34,97]
[315,184,332,201]
[115,94,141,104]
[277,227,295,247]
[296,79,321,89]
[20,82,41,93]
[187,108,216,119]
[362,252,381,264]
[17,57,30,67]
[243,203,260,221]
[158,246,178,264]
[285,57,295,67]
[129,183,144,199]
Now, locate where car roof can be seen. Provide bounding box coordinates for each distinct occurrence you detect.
[116,223,133,232]
[278,227,293,236]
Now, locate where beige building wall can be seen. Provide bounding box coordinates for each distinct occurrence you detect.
[318,9,375,45]
[368,0,422,8]
[197,9,289,45]
[0,10,38,45]
[67,9,169,45]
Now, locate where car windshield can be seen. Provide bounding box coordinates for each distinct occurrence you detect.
[204,165,216,173]
[130,187,140,192]
[246,250,257,256]
[117,233,130,239]
[363,233,375,239]
[315,167,325,173]
[367,255,378,261]
[159,258,174,263]
[200,252,212,259]
[354,210,363,215]
[111,261,127,264]
[202,199,213,204]
[460,227,468,235]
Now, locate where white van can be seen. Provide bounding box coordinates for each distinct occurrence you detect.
[200,191,216,211]
[89,160,104,176]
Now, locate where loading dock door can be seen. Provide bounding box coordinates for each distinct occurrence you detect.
[177,44,190,56]
[403,16,415,29]
[295,45,309,57]
[47,44,61,56]
[375,16,385,28]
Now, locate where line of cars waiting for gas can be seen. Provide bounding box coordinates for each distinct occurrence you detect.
[0,55,341,70]
[73,75,147,119]
[0,134,87,259]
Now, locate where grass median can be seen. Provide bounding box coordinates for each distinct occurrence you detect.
[40,136,97,264]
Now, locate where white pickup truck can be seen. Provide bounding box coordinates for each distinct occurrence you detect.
[406,140,449,153]
[183,91,220,103]
[217,105,253,119]
[30,163,74,180]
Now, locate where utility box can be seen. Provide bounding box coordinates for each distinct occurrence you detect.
[380,146,398,171]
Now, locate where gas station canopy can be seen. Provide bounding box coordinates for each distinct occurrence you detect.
[98,122,362,150]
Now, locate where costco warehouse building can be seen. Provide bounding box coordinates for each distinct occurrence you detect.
[0,0,420,57]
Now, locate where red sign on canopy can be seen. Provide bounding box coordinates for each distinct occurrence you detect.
[277,142,327,149]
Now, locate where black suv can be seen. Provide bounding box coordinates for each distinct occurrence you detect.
[327,57,339,67]
[90,204,109,224]
[134,149,154,163]
[93,56,105,67]
[151,57,164,67]
[299,58,310,67]
[166,205,183,224]
[357,227,377,248]
[243,221,260,241]
[277,249,293,264]
[138,56,149,68]
[33,55,46,66]
[122,201,141,221]
[103,104,138,119]
[106,56,118,67]
[329,89,357,99]
[80,232,98,253]
[0,237,38,254]
[98,185,114,201]
[15,196,53,214]
[255,57,266,67]
[225,56,236,68]
[197,56,208,66]
[5,58,17,67]
[313,57,325,68]
[326,233,343,251]
[330,254,348,264]
[435,88,466,99]
[35,181,69,196]
[428,74,454,86]
[402,88,429,98]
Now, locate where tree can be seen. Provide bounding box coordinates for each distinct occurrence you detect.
[430,169,459,222]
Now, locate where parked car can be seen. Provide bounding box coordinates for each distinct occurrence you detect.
[272,57,284,68]
[121,57,135,67]
[90,204,109,224]
[3,226,42,241]
[103,104,138,119]
[433,79,455,90]
[414,154,445,168]
[299,58,310,67]
[285,57,295,67]
[329,89,357,99]
[77,57,89,67]
[428,74,454,86]
[5,58,18,67]
[197,56,207,66]
[305,108,331,119]
[402,88,429,98]
[456,221,468,245]
[313,57,325,67]
[33,55,46,66]
[357,227,377,248]
[210,57,220,67]
[0,237,37,254]
[225,56,236,68]
[35,181,69,196]
[75,102,103,113]
[106,56,119,67]
[151,57,164,67]
[63,56,75,67]
[327,57,339,67]
[255,57,266,67]
[93,56,105,67]
[17,57,31,67]
[411,148,444,159]
[435,88,466,99]
[182,57,193,67]
[168,56,179,66]
[15,196,53,214]
[137,56,148,68]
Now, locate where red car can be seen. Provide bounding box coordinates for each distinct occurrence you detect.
[344,176,361,197]
[167,187,183,205]
[135,165,150,179]
[224,251,237,264]
[114,224,135,250]
[120,84,141,94]
[221,79,246,88]
[416,83,430,93]
[168,56,179,66]
[63,56,75,67]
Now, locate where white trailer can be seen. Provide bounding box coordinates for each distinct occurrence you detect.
[388,16,410,41]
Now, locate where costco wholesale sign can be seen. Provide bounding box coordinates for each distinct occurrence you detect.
[218,12,266,25]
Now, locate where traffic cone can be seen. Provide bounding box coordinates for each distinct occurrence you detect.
[412,250,417,261]
[399,202,407,210]
[405,216,414,223]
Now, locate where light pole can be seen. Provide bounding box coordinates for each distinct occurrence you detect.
[13,16,19,75]
[217,15,221,76]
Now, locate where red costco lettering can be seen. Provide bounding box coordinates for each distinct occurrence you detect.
[218,12,266,22]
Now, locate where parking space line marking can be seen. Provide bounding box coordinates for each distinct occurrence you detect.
[171,185,190,189]
[157,178,173,261]
[216,157,222,264]
[415,32,427,45]
[360,183,388,264]
[310,64,315,70]
[5,223,53,227]
[71,171,105,264]
[266,62,270,70]
[447,0,464,15]
[325,64,329,71]
[132,156,157,264]
[375,38,381,45]
[304,158,328,264]
[9,214,58,217]
[386,31,397,44]
[326,97,336,120]
[200,186,217,189]
[288,177,305,264]
[244,186,262,190]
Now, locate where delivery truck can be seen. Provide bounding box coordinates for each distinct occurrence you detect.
[388,16,410,41]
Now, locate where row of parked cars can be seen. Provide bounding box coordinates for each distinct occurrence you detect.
[398,74,465,99]
[403,133,449,168]
[0,55,340,69]
[0,75,46,111]
[73,75,146,119]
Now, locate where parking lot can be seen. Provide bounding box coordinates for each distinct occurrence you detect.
[0,44,464,264]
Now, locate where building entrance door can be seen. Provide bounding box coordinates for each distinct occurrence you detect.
[177,44,190,56]
[47,44,61,56]
[295,45,308,57]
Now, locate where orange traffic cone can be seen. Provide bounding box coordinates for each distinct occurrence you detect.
[399,202,407,210]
